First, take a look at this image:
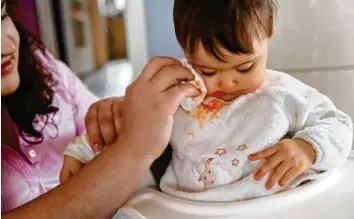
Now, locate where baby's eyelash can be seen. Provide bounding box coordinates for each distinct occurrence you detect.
[237,64,255,74]
[201,71,217,77]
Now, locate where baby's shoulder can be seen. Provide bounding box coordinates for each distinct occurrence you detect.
[261,70,317,100]
[263,70,307,90]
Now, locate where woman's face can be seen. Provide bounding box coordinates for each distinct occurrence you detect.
[1,2,20,97]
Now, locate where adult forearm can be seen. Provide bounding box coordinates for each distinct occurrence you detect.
[3,138,152,219]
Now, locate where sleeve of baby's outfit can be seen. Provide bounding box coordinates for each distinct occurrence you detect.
[283,76,353,171]
[63,131,98,164]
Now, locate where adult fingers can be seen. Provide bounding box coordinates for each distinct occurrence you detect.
[140,56,182,80]
[97,99,117,147]
[164,83,200,109]
[112,97,123,135]
[150,65,194,92]
[85,103,103,150]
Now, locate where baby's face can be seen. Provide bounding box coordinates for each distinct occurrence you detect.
[185,38,269,102]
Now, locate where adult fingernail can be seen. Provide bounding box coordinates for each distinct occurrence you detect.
[248,154,255,160]
[94,143,100,151]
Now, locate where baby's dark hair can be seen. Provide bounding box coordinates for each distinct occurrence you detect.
[173,0,277,61]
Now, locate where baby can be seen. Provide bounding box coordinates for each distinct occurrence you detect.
[61,0,353,202]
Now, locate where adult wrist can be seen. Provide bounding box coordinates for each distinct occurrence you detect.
[112,134,157,168]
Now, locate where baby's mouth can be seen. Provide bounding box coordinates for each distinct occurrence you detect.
[207,90,245,101]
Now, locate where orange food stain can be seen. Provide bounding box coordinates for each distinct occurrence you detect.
[172,187,180,192]
[195,80,202,88]
[203,99,225,111]
[191,99,226,128]
[184,128,196,137]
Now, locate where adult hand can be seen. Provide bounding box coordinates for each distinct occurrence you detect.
[118,56,200,162]
[85,97,124,151]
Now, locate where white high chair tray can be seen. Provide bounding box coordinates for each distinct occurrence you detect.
[116,151,354,219]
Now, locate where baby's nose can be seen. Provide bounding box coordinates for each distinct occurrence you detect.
[218,77,238,90]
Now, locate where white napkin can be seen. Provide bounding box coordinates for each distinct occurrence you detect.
[179,59,207,111]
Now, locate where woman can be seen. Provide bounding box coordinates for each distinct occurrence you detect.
[1,1,198,218]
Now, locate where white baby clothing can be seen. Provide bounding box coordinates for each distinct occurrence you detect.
[64,60,353,203]
[63,131,98,163]
[159,62,353,202]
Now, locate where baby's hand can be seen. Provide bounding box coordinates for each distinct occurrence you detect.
[248,139,316,190]
[59,155,84,183]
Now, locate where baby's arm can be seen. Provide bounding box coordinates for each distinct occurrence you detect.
[285,78,353,171]
[63,131,97,163]
[60,131,98,182]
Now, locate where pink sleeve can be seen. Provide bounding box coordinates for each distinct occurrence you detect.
[52,60,99,135]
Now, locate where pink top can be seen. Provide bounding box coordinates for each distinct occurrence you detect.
[1,55,98,213]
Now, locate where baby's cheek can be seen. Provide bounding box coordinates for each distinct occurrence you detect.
[203,78,217,94]
[247,71,266,91]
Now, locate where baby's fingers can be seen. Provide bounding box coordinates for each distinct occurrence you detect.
[254,153,283,181]
[265,162,292,190]
[249,144,278,161]
[60,156,84,183]
[279,168,301,187]
[59,168,71,184]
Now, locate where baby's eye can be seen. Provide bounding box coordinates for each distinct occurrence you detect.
[201,71,217,77]
[237,64,255,74]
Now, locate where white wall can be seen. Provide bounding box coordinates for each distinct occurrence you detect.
[125,0,149,78]
[144,0,183,58]
[269,0,354,69]
[268,0,354,148]
[96,0,148,78]
[35,0,59,57]
[59,0,95,75]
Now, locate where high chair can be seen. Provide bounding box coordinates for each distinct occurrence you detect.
[113,151,354,219]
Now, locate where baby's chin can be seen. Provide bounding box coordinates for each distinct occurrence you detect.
[206,86,261,102]
[204,94,240,103]
[218,95,240,102]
